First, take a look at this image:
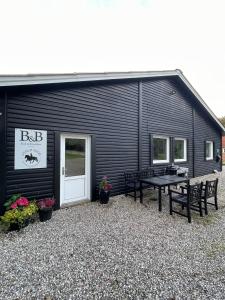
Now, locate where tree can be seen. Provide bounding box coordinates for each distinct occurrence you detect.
[219,116,225,127]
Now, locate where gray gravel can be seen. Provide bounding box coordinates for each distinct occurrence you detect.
[0,168,225,300]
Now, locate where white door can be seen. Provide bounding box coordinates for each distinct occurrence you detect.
[60,134,91,205]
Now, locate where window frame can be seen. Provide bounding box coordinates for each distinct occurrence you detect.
[174,138,187,163]
[152,135,170,164]
[223,148,225,154]
[205,141,214,160]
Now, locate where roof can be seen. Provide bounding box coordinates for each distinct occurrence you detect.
[0,69,224,132]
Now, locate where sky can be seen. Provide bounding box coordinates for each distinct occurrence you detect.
[0,0,225,117]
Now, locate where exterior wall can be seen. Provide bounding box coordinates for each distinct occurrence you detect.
[194,109,221,176]
[0,91,6,214]
[142,78,194,177]
[2,77,223,209]
[6,81,139,201]
[222,136,225,162]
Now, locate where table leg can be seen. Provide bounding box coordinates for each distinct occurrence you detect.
[158,186,162,211]
[140,181,143,203]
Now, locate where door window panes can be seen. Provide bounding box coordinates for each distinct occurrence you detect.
[65,138,85,177]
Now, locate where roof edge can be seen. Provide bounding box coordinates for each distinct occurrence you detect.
[0,70,178,87]
[177,72,225,133]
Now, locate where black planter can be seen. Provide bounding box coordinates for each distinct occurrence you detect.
[39,208,53,222]
[99,190,110,204]
[9,218,30,231]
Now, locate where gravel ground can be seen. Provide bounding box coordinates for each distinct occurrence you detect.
[0,169,225,300]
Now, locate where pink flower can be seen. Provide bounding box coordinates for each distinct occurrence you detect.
[17,197,29,207]
[11,202,18,209]
[105,183,112,191]
[37,198,55,209]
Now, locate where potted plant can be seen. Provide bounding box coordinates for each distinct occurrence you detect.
[37,198,55,222]
[0,194,38,231]
[99,176,112,204]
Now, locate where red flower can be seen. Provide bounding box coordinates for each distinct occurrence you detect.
[45,198,55,207]
[11,202,18,209]
[107,184,112,190]
[17,197,29,207]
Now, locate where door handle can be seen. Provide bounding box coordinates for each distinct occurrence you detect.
[62,167,65,175]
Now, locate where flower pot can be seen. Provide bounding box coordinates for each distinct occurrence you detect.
[9,218,30,231]
[99,190,110,204]
[39,208,53,222]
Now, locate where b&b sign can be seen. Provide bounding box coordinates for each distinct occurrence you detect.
[15,128,47,169]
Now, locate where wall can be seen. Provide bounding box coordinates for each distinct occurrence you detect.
[3,77,222,207]
[0,91,6,214]
[194,108,221,176]
[222,136,225,163]
[6,81,139,201]
[142,78,194,177]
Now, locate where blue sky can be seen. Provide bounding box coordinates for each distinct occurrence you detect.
[0,0,224,117]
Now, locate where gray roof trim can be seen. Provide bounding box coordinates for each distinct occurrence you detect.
[0,69,224,132]
[0,70,178,87]
[177,71,225,133]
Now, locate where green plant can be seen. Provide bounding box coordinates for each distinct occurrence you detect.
[4,194,21,210]
[0,201,38,231]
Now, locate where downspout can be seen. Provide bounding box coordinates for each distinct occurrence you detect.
[138,81,143,171]
[192,108,195,177]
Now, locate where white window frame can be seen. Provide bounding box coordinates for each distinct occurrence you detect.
[174,138,187,163]
[206,141,214,160]
[153,135,170,164]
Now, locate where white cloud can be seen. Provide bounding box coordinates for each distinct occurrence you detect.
[0,0,224,116]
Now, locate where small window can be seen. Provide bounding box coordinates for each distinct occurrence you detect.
[206,141,214,160]
[223,148,225,154]
[153,135,170,164]
[174,138,187,162]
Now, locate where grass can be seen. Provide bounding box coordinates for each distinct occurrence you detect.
[65,152,84,159]
[193,212,220,226]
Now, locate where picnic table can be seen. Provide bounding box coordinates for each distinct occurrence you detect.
[140,175,190,211]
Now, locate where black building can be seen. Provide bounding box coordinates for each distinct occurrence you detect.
[0,70,224,212]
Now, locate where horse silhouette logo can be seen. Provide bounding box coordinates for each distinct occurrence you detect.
[25,153,39,164]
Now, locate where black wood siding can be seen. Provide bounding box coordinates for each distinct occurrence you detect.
[194,108,221,176]
[6,81,139,199]
[0,91,6,214]
[3,77,222,206]
[142,78,194,176]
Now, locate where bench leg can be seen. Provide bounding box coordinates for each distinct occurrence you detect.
[215,196,218,210]
[199,200,203,217]
[158,187,162,212]
[140,182,143,203]
[187,204,191,223]
[169,199,173,215]
[204,198,208,215]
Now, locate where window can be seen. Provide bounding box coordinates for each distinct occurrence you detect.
[174,138,187,162]
[223,148,225,154]
[205,141,214,160]
[153,135,170,164]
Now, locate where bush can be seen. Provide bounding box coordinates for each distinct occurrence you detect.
[0,195,38,231]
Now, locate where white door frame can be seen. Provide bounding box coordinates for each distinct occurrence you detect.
[60,133,91,206]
